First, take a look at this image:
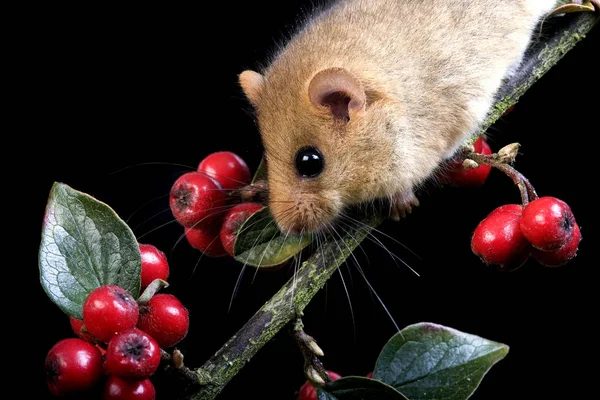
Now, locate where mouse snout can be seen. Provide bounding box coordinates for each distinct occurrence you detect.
[269,190,339,235]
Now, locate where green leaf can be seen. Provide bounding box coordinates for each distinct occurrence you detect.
[317,377,409,400]
[374,322,509,400]
[251,156,267,184]
[233,207,312,268]
[137,279,169,305]
[39,182,142,319]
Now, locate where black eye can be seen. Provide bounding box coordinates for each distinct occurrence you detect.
[295,146,324,178]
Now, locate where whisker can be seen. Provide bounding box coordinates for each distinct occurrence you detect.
[323,222,356,339]
[228,216,280,312]
[339,213,422,261]
[131,207,173,232]
[126,193,170,224]
[328,222,400,333]
[338,216,420,277]
[136,219,180,241]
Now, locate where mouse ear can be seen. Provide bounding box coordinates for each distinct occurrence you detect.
[239,70,264,107]
[308,67,366,121]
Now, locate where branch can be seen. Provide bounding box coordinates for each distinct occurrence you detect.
[190,11,598,400]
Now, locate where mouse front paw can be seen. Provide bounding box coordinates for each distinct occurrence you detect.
[390,190,419,221]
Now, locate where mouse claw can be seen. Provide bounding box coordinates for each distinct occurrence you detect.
[390,190,419,221]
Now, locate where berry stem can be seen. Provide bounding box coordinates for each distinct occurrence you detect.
[238,180,269,204]
[466,152,538,206]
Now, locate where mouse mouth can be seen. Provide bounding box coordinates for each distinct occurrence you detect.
[273,209,334,237]
[269,192,342,237]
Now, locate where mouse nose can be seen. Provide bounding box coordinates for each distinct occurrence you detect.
[269,192,335,235]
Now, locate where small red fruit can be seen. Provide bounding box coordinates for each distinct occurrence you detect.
[487,204,523,218]
[198,151,251,191]
[472,136,484,153]
[298,371,342,400]
[170,172,226,228]
[185,225,228,257]
[503,104,516,116]
[366,372,374,379]
[139,243,170,291]
[220,202,264,257]
[103,376,156,400]
[441,137,492,187]
[471,208,530,271]
[83,285,139,343]
[520,196,576,251]
[45,338,104,396]
[137,294,189,349]
[69,316,96,342]
[532,223,581,267]
[104,328,161,379]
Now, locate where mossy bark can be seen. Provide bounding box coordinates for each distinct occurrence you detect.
[191,11,597,400]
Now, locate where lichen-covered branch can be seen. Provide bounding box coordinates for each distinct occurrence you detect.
[191,11,597,400]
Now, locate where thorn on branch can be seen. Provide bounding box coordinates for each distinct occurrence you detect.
[161,348,202,386]
[291,317,330,387]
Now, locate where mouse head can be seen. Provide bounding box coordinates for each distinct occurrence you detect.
[239,66,397,235]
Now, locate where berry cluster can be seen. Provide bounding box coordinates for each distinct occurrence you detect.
[45,244,189,399]
[169,151,267,261]
[438,135,582,271]
[471,197,581,271]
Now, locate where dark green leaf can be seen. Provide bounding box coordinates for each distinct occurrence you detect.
[317,389,338,400]
[233,207,311,268]
[374,322,509,400]
[317,377,408,400]
[39,182,142,319]
[251,157,267,184]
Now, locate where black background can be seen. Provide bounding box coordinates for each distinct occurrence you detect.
[22,2,597,399]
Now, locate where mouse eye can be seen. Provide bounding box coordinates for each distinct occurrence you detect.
[294,146,324,178]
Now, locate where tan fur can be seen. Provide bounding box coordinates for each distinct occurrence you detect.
[239,0,557,234]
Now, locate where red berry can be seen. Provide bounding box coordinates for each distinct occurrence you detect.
[137,294,189,349]
[472,137,484,153]
[70,316,96,342]
[45,338,103,396]
[471,208,530,271]
[503,104,516,116]
[487,204,523,218]
[104,328,161,379]
[298,371,342,400]
[139,243,170,291]
[83,285,139,343]
[103,376,156,400]
[185,225,228,257]
[520,196,576,251]
[366,372,374,379]
[220,202,264,257]
[442,137,492,187]
[532,223,581,267]
[170,172,226,228]
[198,151,251,191]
